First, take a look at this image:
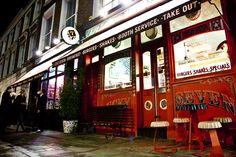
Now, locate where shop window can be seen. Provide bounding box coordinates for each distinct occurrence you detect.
[104,38,131,56]
[170,0,222,32]
[141,26,162,43]
[143,51,153,90]
[47,78,56,100]
[55,75,64,100]
[49,67,56,77]
[174,30,230,79]
[105,56,131,90]
[41,71,48,80]
[57,64,65,74]
[92,55,99,63]
[41,81,48,91]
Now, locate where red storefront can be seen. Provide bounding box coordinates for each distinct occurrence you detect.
[54,0,236,143]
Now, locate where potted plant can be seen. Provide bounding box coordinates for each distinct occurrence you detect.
[59,68,80,133]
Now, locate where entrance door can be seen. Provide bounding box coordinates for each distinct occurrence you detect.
[141,41,167,127]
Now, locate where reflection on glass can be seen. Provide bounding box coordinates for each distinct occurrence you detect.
[48,78,55,100]
[49,67,56,77]
[41,71,48,80]
[105,57,131,90]
[174,30,231,78]
[41,81,48,91]
[57,64,65,74]
[55,75,64,100]
[74,58,78,71]
[143,51,153,90]
[157,47,166,90]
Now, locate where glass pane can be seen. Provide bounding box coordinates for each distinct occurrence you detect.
[74,58,78,71]
[55,75,64,100]
[41,71,48,80]
[143,51,153,90]
[49,67,56,77]
[170,0,222,32]
[47,78,55,100]
[141,26,162,44]
[157,47,166,92]
[104,57,132,90]
[57,64,65,74]
[174,30,231,78]
[104,38,131,56]
[41,81,48,91]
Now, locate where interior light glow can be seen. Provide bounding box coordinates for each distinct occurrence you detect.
[53,38,60,45]
[35,50,42,56]
[100,9,108,17]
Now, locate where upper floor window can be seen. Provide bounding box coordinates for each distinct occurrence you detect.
[27,32,37,60]
[59,0,78,36]
[3,55,10,77]
[93,0,120,18]
[0,60,3,79]
[1,39,7,55]
[13,20,23,42]
[17,42,26,68]
[39,4,55,50]
[9,51,16,73]
[22,9,32,32]
[33,0,42,21]
[7,30,14,49]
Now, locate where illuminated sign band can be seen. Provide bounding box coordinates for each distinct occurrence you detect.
[61,27,80,45]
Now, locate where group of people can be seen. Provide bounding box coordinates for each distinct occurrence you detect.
[0,86,47,134]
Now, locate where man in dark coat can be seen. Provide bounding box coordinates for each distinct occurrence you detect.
[0,86,14,133]
[15,89,27,132]
[36,89,47,132]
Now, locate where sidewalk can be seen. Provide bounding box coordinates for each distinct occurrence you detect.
[0,126,235,157]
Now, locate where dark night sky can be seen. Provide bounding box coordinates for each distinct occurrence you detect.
[0,0,30,36]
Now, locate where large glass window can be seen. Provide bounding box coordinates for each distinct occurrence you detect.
[55,75,64,100]
[174,30,230,79]
[105,57,131,90]
[170,0,222,32]
[48,78,56,100]
[57,64,65,74]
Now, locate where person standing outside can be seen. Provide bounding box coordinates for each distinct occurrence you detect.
[0,86,14,133]
[36,89,47,132]
[15,89,27,132]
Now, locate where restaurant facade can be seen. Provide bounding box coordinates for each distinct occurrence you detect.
[3,0,236,141]
[53,0,236,139]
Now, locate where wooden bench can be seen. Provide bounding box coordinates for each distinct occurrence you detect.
[86,104,133,138]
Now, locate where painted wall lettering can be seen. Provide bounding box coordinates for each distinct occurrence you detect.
[175,90,235,116]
